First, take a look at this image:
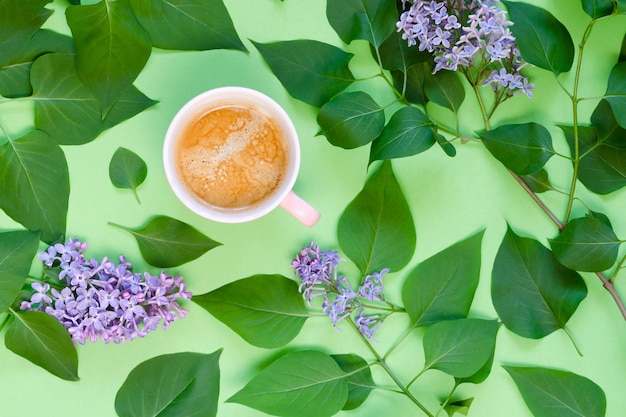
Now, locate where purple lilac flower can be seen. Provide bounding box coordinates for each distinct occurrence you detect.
[22,238,192,345]
[355,309,383,341]
[397,0,533,98]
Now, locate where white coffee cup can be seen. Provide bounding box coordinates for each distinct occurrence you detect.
[163,86,320,227]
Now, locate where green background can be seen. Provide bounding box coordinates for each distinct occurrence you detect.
[1,1,625,416]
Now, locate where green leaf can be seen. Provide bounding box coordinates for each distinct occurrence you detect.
[338,160,416,275]
[618,0,626,14]
[422,318,499,378]
[369,106,436,163]
[0,0,51,44]
[0,130,69,244]
[317,91,385,149]
[604,62,626,128]
[109,147,147,203]
[424,70,465,113]
[444,398,473,417]
[379,30,431,72]
[331,354,374,410]
[0,230,40,312]
[193,275,308,349]
[115,350,221,417]
[32,53,157,145]
[521,169,553,193]
[403,230,484,327]
[456,350,495,385]
[550,216,621,272]
[66,0,152,115]
[581,0,615,18]
[252,39,355,107]
[491,227,587,339]
[478,122,554,175]
[5,310,78,381]
[326,0,397,47]
[228,350,348,417]
[436,132,457,157]
[504,1,574,74]
[110,215,221,267]
[392,61,431,106]
[591,99,626,149]
[129,0,245,51]
[504,366,606,417]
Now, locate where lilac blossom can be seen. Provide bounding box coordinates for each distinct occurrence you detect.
[22,238,191,345]
[397,0,533,98]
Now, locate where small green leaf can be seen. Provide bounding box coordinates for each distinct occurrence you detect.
[317,91,385,149]
[591,99,626,149]
[0,230,40,312]
[436,133,457,156]
[604,62,626,128]
[5,310,79,381]
[129,0,245,51]
[403,230,484,327]
[338,160,416,275]
[392,62,431,106]
[115,350,221,417]
[110,215,221,267]
[193,275,308,349]
[504,1,574,74]
[581,0,615,18]
[109,147,147,203]
[521,169,553,193]
[424,70,465,113]
[369,106,436,163]
[478,122,554,175]
[0,130,69,244]
[550,216,621,272]
[504,366,606,417]
[252,39,355,107]
[228,350,348,417]
[331,354,374,410]
[491,227,587,339]
[326,0,397,47]
[422,318,499,378]
[444,398,473,417]
[66,0,152,115]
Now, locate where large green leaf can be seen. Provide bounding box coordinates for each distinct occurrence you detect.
[0,130,69,244]
[109,147,147,203]
[326,0,397,47]
[331,354,374,410]
[129,0,245,51]
[478,122,554,175]
[491,227,587,339]
[193,275,308,349]
[424,70,465,113]
[422,318,499,378]
[0,0,50,44]
[228,350,348,417]
[66,0,152,115]
[402,230,484,328]
[604,62,626,128]
[581,0,615,18]
[5,310,78,381]
[0,230,40,312]
[550,216,621,272]
[370,106,435,163]
[252,39,355,107]
[32,53,157,145]
[115,350,221,417]
[317,91,385,149]
[110,215,221,267]
[338,160,416,275]
[504,366,606,417]
[504,1,574,74]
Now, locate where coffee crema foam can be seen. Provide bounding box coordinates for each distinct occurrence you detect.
[175,103,288,210]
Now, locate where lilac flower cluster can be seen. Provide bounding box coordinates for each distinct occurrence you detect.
[20,238,191,345]
[397,0,534,97]
[291,242,390,341]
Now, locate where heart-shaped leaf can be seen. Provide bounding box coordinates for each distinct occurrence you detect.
[115,350,222,417]
[392,62,431,106]
[109,147,147,203]
[504,1,574,74]
[193,275,308,349]
[317,91,385,149]
[228,350,348,417]
[5,310,79,381]
[0,230,40,312]
[326,0,397,47]
[424,70,465,113]
[591,99,626,150]
[331,354,374,410]
[129,0,245,51]
[581,0,615,18]
[504,366,606,417]
[66,0,152,115]
[403,230,484,328]
[338,160,416,275]
[110,215,221,267]
[604,62,626,128]
[252,39,355,107]
[521,169,553,193]
[422,318,499,378]
[491,227,587,339]
[478,122,554,175]
[0,129,69,244]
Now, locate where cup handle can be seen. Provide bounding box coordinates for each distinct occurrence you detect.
[280,191,320,227]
